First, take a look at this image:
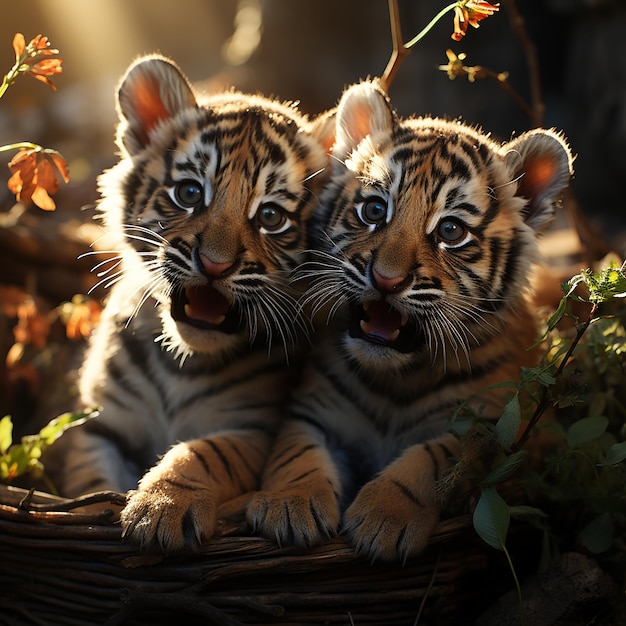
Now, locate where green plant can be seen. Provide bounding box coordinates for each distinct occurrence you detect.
[450,259,626,619]
[0,409,98,491]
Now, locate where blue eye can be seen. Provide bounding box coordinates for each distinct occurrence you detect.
[173,180,203,209]
[357,197,388,225]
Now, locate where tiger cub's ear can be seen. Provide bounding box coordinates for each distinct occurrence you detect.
[116,54,198,156]
[333,80,395,158]
[503,129,574,231]
[309,108,337,155]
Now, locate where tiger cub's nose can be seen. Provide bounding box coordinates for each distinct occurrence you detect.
[199,253,234,278]
[371,268,409,294]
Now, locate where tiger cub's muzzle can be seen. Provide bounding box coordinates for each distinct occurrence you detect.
[170,249,242,334]
[348,299,422,353]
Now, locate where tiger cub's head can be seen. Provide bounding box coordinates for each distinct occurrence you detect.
[305,80,573,373]
[98,55,329,357]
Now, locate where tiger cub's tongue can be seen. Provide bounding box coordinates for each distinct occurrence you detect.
[360,300,404,343]
[184,284,230,326]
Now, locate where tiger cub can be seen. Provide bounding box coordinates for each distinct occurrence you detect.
[247,80,573,562]
[56,55,329,553]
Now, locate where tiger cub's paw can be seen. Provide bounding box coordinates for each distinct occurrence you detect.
[247,485,340,547]
[344,475,440,563]
[120,482,218,553]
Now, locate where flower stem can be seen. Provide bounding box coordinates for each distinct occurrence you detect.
[0,66,20,100]
[405,2,458,49]
[502,541,526,625]
[381,0,457,92]
[0,141,41,154]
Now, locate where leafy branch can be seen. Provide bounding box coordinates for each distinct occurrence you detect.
[0,409,99,492]
[1,33,69,210]
[515,261,626,451]
[465,259,626,588]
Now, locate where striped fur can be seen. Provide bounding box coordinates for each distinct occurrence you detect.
[55,56,329,553]
[247,80,573,562]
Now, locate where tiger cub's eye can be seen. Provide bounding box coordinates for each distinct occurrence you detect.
[173,180,203,209]
[437,219,466,245]
[257,203,290,233]
[357,197,388,225]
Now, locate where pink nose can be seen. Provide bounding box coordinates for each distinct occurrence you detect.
[372,268,407,293]
[200,253,234,278]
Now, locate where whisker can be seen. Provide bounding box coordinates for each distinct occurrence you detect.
[300,167,326,184]
[122,223,170,244]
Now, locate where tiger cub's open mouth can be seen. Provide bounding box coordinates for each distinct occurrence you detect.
[349,299,421,353]
[171,283,241,333]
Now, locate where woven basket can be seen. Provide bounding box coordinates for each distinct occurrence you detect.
[0,483,517,626]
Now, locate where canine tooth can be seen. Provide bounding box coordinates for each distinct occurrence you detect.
[184,304,192,318]
[389,329,400,342]
[363,301,371,312]
[400,312,409,326]
[215,315,226,325]
[360,319,371,334]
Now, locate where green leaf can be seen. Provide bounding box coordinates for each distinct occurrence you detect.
[481,450,528,486]
[520,365,557,387]
[530,295,569,348]
[473,487,510,551]
[580,513,614,554]
[0,416,13,455]
[37,408,98,446]
[606,441,626,465]
[566,416,609,447]
[495,395,521,450]
[448,418,474,437]
[0,409,99,484]
[508,505,548,522]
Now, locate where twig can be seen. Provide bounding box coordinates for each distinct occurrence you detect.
[380,0,457,93]
[501,0,544,127]
[469,66,535,121]
[18,490,127,512]
[380,0,410,93]
[513,303,597,451]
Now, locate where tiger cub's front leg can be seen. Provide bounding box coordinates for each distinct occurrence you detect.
[122,430,271,552]
[246,421,342,546]
[344,433,460,563]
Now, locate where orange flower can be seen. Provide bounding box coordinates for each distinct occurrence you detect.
[452,1,500,42]
[11,297,50,350]
[7,147,70,211]
[11,33,63,91]
[61,296,102,340]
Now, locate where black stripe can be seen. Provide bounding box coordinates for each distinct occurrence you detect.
[174,359,287,415]
[164,477,198,491]
[272,443,318,473]
[225,438,256,478]
[423,442,439,480]
[391,478,424,508]
[189,446,212,477]
[288,468,320,484]
[495,235,522,301]
[202,438,233,480]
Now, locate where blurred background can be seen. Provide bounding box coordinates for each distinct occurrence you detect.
[0,0,624,227]
[0,0,625,424]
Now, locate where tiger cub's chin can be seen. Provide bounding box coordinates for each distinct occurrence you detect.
[248,79,574,563]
